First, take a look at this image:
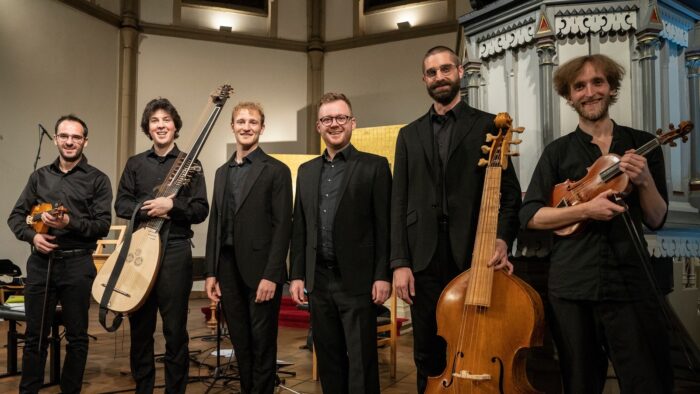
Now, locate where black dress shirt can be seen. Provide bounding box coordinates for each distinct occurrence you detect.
[115,145,209,241]
[317,144,352,262]
[520,123,668,301]
[8,155,113,250]
[430,102,463,217]
[222,148,261,246]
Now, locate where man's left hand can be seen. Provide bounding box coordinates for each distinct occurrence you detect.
[255,279,277,303]
[141,194,174,218]
[41,211,69,229]
[487,239,513,274]
[619,150,653,188]
[372,280,391,305]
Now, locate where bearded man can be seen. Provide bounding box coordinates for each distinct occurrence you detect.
[390,46,522,393]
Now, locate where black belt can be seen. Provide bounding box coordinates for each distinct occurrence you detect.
[51,249,93,259]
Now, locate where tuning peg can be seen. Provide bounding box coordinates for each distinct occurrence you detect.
[478,158,489,167]
[481,145,491,154]
[669,141,677,147]
[510,139,522,145]
[656,128,663,135]
[485,133,497,142]
[513,127,525,134]
[682,136,688,143]
[669,123,675,130]
[507,152,520,157]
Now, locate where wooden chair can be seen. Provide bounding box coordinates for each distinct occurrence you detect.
[311,286,398,380]
[93,225,126,272]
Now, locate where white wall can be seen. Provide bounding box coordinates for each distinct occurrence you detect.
[0,0,119,272]
[136,34,308,256]
[324,33,455,127]
[277,0,307,41]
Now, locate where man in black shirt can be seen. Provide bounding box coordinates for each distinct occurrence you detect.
[520,54,672,393]
[8,114,112,393]
[115,98,209,393]
[204,102,292,393]
[290,92,392,393]
[390,46,521,393]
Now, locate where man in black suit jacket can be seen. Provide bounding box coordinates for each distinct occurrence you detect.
[289,92,392,394]
[204,102,292,394]
[391,46,521,393]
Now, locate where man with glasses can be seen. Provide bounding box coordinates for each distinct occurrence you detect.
[8,114,113,393]
[290,92,392,393]
[390,46,521,393]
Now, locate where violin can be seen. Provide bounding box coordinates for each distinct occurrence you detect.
[551,121,693,236]
[25,202,68,234]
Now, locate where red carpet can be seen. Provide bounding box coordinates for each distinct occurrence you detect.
[278,296,310,328]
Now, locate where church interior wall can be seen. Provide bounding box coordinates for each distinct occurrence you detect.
[0,0,120,270]
[136,33,309,257]
[324,33,455,128]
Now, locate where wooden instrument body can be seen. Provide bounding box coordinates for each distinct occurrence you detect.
[91,227,161,313]
[26,202,68,234]
[426,113,543,394]
[551,154,628,236]
[549,121,693,237]
[426,270,544,394]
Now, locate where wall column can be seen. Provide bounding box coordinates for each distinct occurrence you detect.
[463,62,482,109]
[537,37,556,146]
[687,22,700,209]
[306,0,324,154]
[116,0,139,176]
[636,32,660,134]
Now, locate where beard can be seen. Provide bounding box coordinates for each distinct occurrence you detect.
[571,94,613,122]
[58,145,83,162]
[427,78,460,105]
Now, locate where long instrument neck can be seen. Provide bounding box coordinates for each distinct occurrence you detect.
[464,166,502,307]
[142,104,223,233]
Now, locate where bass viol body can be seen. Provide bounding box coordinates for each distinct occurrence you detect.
[426,113,544,394]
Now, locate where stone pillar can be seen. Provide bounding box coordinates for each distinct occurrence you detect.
[306,0,324,154]
[463,61,482,109]
[116,0,139,177]
[687,23,700,209]
[636,32,660,134]
[537,38,556,146]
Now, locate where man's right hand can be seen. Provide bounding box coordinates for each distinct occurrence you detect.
[33,233,57,254]
[205,277,221,303]
[289,279,307,304]
[584,189,626,221]
[393,267,415,305]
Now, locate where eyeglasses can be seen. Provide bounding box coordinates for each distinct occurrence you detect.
[424,63,457,79]
[55,134,85,143]
[319,115,353,127]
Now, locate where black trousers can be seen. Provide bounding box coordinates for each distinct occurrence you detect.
[410,223,460,394]
[20,252,95,394]
[548,295,673,394]
[129,240,193,394]
[310,264,380,394]
[218,246,282,394]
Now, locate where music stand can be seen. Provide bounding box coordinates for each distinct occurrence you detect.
[202,302,239,393]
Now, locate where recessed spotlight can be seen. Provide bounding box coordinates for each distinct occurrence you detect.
[219,25,232,32]
[397,21,411,30]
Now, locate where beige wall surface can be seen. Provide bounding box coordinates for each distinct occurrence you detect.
[0,0,119,271]
[136,34,309,256]
[324,33,455,128]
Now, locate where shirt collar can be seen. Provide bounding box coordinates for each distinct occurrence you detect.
[323,143,354,162]
[574,120,622,144]
[429,99,466,123]
[50,155,89,173]
[230,146,263,167]
[148,144,181,159]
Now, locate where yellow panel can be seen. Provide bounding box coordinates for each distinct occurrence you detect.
[319,124,404,172]
[269,154,318,198]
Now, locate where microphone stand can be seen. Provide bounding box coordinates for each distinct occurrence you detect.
[33,124,52,171]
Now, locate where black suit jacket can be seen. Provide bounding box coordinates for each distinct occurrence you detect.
[205,149,292,288]
[290,145,392,295]
[390,101,521,273]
